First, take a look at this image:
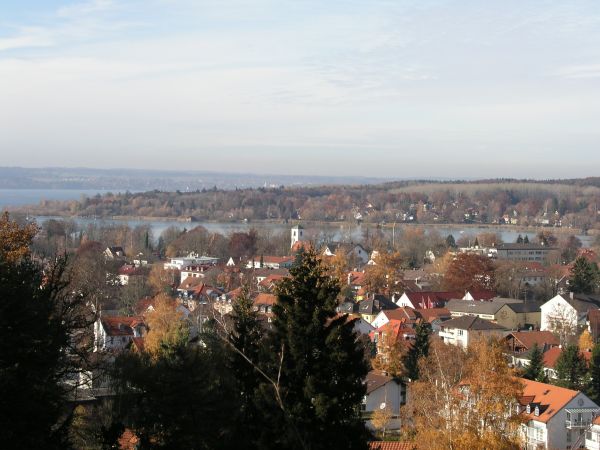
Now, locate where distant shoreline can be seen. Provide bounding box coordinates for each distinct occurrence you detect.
[30,214,595,237]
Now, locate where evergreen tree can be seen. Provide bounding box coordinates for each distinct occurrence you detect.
[588,344,600,404]
[445,234,456,249]
[110,336,238,449]
[523,235,530,244]
[569,256,599,294]
[554,344,588,390]
[258,250,368,449]
[260,253,265,268]
[516,234,524,244]
[1,254,90,448]
[403,321,432,381]
[522,343,546,382]
[228,286,263,444]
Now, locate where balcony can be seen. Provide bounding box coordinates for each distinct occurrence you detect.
[565,407,600,429]
[565,418,592,429]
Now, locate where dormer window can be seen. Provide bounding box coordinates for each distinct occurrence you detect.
[534,406,540,416]
[526,404,531,414]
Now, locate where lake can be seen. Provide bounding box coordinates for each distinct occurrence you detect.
[1,188,594,247]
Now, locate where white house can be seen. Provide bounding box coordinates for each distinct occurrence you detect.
[322,242,369,265]
[518,378,599,450]
[94,316,145,352]
[438,315,507,348]
[370,307,419,330]
[540,293,600,343]
[585,416,600,450]
[363,370,406,432]
[164,253,219,270]
[246,256,294,270]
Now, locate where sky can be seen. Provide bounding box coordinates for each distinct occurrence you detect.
[1,0,600,179]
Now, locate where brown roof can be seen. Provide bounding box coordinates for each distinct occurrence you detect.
[101,316,144,336]
[261,256,294,264]
[518,378,579,423]
[509,331,560,351]
[369,442,416,450]
[382,307,418,322]
[364,370,395,395]
[415,308,451,322]
[253,293,277,307]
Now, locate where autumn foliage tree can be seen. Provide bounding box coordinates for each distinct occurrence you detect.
[144,294,189,357]
[442,253,496,292]
[406,339,522,450]
[371,325,408,378]
[0,212,39,263]
[364,251,404,295]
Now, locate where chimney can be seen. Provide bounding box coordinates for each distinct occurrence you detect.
[570,292,574,300]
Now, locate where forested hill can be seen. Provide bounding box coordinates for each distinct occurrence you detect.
[10,178,600,230]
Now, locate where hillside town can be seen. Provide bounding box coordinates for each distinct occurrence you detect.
[7,210,598,449]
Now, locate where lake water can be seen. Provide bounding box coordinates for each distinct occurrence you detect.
[32,216,595,248]
[1,188,594,247]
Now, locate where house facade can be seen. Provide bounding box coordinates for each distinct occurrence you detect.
[438,316,507,348]
[517,379,599,450]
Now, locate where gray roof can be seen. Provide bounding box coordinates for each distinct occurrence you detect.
[505,302,542,314]
[446,298,522,316]
[441,315,507,331]
[496,243,557,251]
[558,294,600,313]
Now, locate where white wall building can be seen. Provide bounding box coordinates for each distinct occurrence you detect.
[518,379,599,450]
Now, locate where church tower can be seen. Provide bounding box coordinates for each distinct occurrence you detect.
[291,224,304,248]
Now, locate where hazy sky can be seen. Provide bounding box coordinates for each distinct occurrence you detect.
[1,0,600,178]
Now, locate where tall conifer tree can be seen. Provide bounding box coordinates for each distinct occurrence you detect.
[258,250,368,449]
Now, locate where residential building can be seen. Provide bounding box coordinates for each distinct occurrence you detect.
[164,253,219,270]
[446,298,541,330]
[363,370,406,432]
[371,307,419,330]
[322,242,369,265]
[439,316,507,348]
[541,294,600,338]
[394,291,462,309]
[517,378,599,450]
[94,316,146,352]
[496,243,558,263]
[246,256,294,269]
[358,296,398,324]
[505,331,560,354]
[584,416,600,450]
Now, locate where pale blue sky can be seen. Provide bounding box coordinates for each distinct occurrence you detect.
[1,0,600,178]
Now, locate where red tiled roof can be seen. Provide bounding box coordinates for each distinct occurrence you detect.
[509,331,560,351]
[369,442,416,450]
[253,293,277,306]
[101,316,144,336]
[134,297,156,315]
[415,308,451,322]
[518,378,580,423]
[258,274,287,288]
[404,291,462,308]
[543,347,592,369]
